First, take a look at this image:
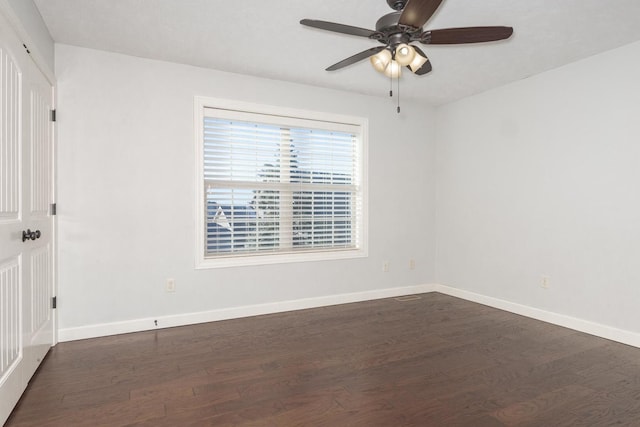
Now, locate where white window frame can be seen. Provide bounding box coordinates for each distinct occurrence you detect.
[195,97,368,269]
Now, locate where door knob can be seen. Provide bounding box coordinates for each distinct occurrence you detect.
[21,229,41,242]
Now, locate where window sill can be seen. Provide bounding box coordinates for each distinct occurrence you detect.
[195,247,367,269]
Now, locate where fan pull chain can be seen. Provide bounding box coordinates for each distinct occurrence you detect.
[397,74,401,114]
[389,71,393,97]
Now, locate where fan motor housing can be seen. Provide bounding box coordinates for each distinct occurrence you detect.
[376,11,403,32]
[375,11,419,48]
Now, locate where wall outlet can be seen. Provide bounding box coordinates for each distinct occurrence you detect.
[166,278,176,292]
[383,261,389,272]
[541,276,550,289]
[409,259,415,270]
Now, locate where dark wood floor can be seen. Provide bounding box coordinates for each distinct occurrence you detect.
[6,293,640,426]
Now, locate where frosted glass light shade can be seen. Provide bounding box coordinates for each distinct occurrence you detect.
[395,44,416,66]
[408,52,428,73]
[383,60,402,78]
[370,49,392,73]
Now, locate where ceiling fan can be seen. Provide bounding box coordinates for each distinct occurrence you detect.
[300,0,513,78]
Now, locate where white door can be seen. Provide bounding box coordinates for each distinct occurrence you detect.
[0,9,55,425]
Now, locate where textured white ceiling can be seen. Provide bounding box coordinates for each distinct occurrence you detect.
[34,0,640,105]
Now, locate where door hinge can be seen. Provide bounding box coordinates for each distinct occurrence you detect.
[51,203,57,215]
[51,109,56,122]
[52,296,57,309]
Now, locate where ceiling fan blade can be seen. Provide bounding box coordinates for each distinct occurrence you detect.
[408,46,432,75]
[398,0,444,29]
[300,19,377,38]
[424,26,514,44]
[326,46,386,71]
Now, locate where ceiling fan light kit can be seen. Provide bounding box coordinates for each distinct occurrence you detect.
[384,60,403,78]
[369,48,392,73]
[394,43,416,66]
[407,51,428,73]
[301,0,513,112]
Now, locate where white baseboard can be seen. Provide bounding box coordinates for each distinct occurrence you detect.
[58,282,640,349]
[435,284,640,349]
[58,284,437,342]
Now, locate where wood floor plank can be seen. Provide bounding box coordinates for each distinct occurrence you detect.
[6,293,640,426]
[491,384,596,425]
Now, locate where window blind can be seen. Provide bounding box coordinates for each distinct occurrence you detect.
[203,112,362,258]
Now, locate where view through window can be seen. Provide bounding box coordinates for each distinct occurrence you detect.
[197,101,366,267]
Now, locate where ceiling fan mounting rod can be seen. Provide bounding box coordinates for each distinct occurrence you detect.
[386,0,408,11]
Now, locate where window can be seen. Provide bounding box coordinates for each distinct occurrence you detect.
[195,98,367,268]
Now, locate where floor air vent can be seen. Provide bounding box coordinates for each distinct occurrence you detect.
[394,295,422,302]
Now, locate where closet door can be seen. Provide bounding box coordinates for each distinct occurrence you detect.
[0,9,55,425]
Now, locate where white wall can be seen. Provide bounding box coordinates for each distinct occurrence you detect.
[435,40,640,334]
[55,44,437,337]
